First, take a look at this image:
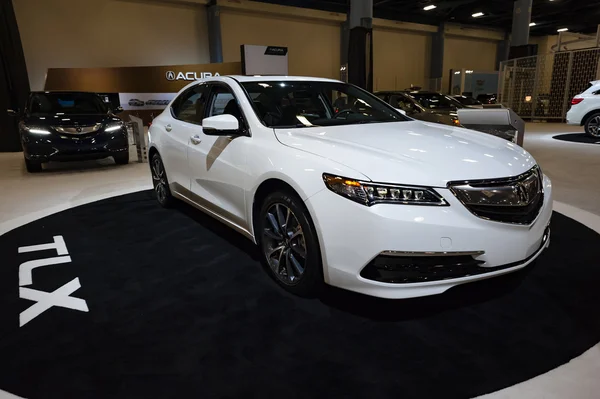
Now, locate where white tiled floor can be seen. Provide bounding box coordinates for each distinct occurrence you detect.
[1,124,599,399]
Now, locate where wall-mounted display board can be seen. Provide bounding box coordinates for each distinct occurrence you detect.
[241,45,288,76]
[44,62,242,93]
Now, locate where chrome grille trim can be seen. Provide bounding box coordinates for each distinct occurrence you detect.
[448,166,544,225]
[53,124,102,134]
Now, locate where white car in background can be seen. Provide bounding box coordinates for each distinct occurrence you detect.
[567,80,600,137]
[148,76,552,299]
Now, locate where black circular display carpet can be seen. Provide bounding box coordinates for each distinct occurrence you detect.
[553,133,600,144]
[1,190,600,399]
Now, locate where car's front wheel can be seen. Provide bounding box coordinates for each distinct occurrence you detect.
[584,112,600,138]
[113,152,130,165]
[24,158,42,173]
[150,153,173,208]
[258,191,323,297]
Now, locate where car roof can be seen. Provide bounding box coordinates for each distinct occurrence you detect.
[227,75,342,83]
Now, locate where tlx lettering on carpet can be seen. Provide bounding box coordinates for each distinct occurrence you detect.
[17,235,88,327]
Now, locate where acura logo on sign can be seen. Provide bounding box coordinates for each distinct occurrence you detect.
[166,71,220,81]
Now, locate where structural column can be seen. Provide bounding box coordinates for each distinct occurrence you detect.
[207,3,223,63]
[347,0,373,91]
[429,23,445,92]
[511,0,532,47]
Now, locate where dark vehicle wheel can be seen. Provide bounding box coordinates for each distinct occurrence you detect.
[258,191,323,297]
[24,158,42,173]
[584,113,600,138]
[150,153,173,208]
[113,152,130,165]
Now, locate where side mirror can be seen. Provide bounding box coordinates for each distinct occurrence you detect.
[7,109,18,117]
[112,106,124,114]
[202,114,241,136]
[396,108,407,116]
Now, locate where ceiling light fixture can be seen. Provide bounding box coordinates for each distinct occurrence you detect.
[472,12,484,18]
[557,27,568,32]
[423,5,437,11]
[529,22,536,27]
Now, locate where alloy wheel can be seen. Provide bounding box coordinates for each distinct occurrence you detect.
[588,116,600,137]
[151,156,168,203]
[262,203,307,286]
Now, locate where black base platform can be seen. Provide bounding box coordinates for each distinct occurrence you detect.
[553,133,600,144]
[1,190,599,399]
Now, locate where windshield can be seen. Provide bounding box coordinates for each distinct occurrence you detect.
[408,92,462,110]
[240,81,407,128]
[28,92,107,115]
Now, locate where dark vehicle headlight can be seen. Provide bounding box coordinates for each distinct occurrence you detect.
[19,123,51,135]
[105,122,123,132]
[323,174,448,206]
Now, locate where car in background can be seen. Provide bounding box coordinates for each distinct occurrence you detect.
[129,98,145,106]
[146,100,159,106]
[148,75,552,299]
[566,80,600,138]
[406,91,464,112]
[452,95,483,108]
[375,91,460,127]
[477,93,498,104]
[7,91,129,172]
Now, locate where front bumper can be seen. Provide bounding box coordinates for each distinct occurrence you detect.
[22,128,129,162]
[305,175,553,299]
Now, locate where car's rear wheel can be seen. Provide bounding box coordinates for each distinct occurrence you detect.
[150,153,173,208]
[113,152,129,165]
[24,158,42,173]
[258,191,323,297]
[584,113,600,138]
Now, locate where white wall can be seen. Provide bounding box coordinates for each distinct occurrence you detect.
[13,0,211,90]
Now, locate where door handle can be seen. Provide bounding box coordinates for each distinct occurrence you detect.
[190,135,202,145]
[165,124,172,132]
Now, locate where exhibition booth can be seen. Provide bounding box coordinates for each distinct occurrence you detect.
[2,1,600,398]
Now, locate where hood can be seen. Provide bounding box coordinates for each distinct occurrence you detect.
[274,121,536,187]
[23,113,114,127]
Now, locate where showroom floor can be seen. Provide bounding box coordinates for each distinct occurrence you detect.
[0,123,599,399]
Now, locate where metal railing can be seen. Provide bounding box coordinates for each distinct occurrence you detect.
[498,47,600,120]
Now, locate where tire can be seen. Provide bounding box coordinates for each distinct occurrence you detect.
[584,112,600,138]
[150,153,174,208]
[113,152,130,165]
[25,158,42,173]
[257,191,323,297]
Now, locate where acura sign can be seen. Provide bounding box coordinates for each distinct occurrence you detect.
[166,71,221,81]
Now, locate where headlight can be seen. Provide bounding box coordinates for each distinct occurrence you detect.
[322,174,448,206]
[20,123,51,135]
[105,122,123,132]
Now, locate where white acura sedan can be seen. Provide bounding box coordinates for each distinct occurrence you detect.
[148,76,552,299]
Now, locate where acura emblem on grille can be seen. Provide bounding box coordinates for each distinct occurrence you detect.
[514,183,530,205]
[76,126,82,133]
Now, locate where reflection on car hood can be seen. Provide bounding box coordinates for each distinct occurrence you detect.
[274,121,536,187]
[23,114,115,127]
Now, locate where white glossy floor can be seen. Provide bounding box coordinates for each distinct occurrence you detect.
[1,123,599,398]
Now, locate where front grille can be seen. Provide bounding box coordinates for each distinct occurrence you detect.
[53,124,102,135]
[448,166,544,225]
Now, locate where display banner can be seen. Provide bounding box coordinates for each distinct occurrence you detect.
[241,45,289,75]
[44,62,242,93]
[118,93,176,111]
